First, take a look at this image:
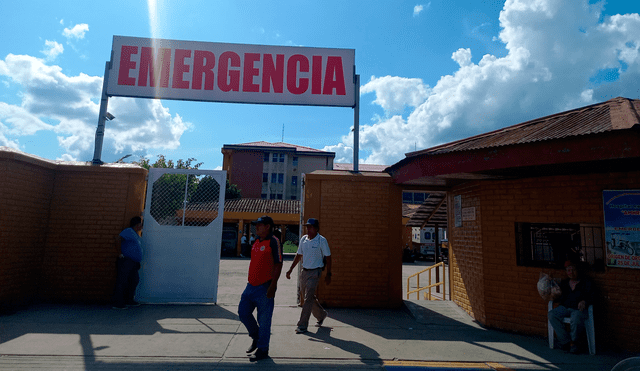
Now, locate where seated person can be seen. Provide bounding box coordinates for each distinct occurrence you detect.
[548,260,594,354]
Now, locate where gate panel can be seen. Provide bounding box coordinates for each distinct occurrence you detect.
[137,168,225,303]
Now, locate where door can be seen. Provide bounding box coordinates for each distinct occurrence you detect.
[137,168,226,303]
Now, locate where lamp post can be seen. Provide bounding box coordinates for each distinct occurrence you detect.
[92,61,112,165]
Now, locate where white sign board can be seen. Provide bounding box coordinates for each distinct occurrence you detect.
[107,36,355,107]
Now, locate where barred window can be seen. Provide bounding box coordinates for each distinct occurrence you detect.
[516,222,605,270]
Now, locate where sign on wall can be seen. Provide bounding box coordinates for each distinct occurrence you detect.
[454,195,462,227]
[603,190,640,269]
[107,36,355,107]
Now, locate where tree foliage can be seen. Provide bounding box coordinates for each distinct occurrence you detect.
[133,155,241,225]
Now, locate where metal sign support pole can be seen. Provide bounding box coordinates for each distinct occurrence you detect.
[92,61,111,164]
[353,74,360,172]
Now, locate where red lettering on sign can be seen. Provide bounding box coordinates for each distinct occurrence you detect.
[287,54,309,95]
[323,56,346,95]
[262,54,284,93]
[242,53,261,93]
[172,49,191,89]
[312,56,323,95]
[138,47,171,88]
[193,50,215,90]
[118,45,138,86]
[218,51,241,92]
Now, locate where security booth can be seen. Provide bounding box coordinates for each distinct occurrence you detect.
[386,97,640,352]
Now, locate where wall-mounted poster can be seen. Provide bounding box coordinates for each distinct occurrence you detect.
[454,195,462,227]
[603,190,640,269]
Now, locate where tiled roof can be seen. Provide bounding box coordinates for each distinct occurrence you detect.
[225,141,333,154]
[333,163,388,172]
[185,198,300,214]
[224,198,300,214]
[404,97,640,158]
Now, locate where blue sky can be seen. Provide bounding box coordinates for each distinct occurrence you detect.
[1,0,640,169]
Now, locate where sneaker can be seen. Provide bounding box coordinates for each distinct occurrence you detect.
[126,301,140,307]
[249,349,269,362]
[246,338,258,354]
[112,304,127,310]
[316,313,327,327]
[295,326,308,334]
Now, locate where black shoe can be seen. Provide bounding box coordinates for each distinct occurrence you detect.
[249,349,269,361]
[246,338,258,353]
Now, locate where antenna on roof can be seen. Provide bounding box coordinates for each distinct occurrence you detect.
[282,123,284,142]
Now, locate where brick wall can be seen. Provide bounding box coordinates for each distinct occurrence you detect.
[0,148,147,307]
[304,171,403,308]
[0,151,55,309]
[450,171,640,352]
[448,183,485,323]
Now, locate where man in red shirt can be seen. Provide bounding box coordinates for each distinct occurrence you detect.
[238,215,283,361]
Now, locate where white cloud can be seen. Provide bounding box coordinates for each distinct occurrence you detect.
[41,40,64,61]
[414,3,430,17]
[451,48,472,67]
[346,0,640,165]
[0,122,20,149]
[62,23,89,40]
[323,142,353,164]
[0,54,191,161]
[360,76,430,113]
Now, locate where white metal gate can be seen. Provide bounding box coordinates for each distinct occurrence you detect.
[137,168,226,303]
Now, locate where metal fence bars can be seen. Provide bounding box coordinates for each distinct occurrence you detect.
[407,262,446,300]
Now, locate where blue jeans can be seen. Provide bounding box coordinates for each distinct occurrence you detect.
[238,281,275,352]
[548,305,588,345]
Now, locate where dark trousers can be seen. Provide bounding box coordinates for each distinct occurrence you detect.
[113,257,140,306]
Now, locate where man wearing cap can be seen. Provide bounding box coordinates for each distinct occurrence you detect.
[286,218,332,334]
[238,215,283,361]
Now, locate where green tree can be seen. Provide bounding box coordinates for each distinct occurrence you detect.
[133,156,241,225]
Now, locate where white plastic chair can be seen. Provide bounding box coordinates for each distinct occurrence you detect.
[548,301,595,355]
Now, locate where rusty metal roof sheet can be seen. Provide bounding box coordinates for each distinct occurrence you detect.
[405,97,640,158]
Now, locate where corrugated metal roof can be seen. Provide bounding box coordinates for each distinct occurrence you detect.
[405,97,640,158]
[225,141,332,154]
[333,163,388,172]
[405,193,447,228]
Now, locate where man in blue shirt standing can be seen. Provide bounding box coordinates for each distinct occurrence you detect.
[113,216,143,309]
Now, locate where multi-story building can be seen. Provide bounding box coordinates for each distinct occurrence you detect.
[221,141,335,200]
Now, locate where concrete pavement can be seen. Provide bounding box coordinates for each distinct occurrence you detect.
[0,258,633,370]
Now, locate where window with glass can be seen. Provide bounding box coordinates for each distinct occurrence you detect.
[272,153,278,162]
[279,153,285,163]
[291,195,297,200]
[270,193,276,199]
[277,194,283,200]
[292,176,298,186]
[278,173,284,184]
[403,191,429,204]
[261,193,267,199]
[271,173,277,183]
[264,153,269,162]
[292,156,298,166]
[262,173,268,183]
